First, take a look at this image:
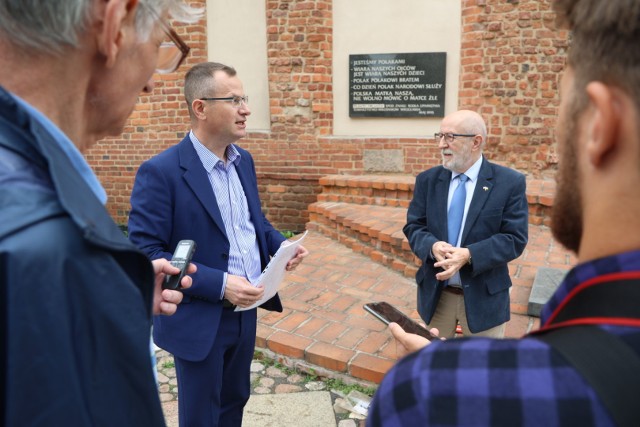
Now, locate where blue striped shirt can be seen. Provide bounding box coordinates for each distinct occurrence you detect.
[190,131,261,299]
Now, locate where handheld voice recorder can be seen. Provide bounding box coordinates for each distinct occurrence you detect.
[163,240,196,290]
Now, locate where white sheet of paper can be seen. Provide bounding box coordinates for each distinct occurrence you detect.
[235,231,308,311]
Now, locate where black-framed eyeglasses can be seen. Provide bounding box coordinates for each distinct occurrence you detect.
[146,7,191,74]
[199,96,250,108]
[434,132,476,143]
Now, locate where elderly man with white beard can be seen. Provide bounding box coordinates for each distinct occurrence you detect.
[403,109,528,339]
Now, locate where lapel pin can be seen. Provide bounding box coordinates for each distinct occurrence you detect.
[483,186,489,191]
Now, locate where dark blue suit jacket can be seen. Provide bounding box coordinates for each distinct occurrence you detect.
[403,157,528,332]
[128,135,284,361]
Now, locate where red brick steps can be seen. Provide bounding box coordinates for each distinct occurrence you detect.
[308,202,416,277]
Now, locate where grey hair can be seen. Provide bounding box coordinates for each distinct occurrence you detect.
[468,115,488,147]
[456,110,488,148]
[0,0,202,54]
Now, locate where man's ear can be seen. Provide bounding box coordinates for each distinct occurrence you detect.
[97,0,139,69]
[585,81,621,168]
[472,135,483,151]
[192,99,207,120]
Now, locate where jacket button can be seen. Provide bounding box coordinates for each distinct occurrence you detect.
[221,253,229,260]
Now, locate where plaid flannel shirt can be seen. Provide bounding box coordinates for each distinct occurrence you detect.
[367,250,640,426]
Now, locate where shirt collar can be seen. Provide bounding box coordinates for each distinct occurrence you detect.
[9,92,108,205]
[189,130,241,172]
[452,155,483,183]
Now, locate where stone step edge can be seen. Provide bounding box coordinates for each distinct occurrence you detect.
[316,193,411,209]
[252,346,381,391]
[319,174,415,191]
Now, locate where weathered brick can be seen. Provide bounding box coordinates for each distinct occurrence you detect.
[90,0,567,233]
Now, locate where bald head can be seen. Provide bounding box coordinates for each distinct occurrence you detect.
[443,110,487,143]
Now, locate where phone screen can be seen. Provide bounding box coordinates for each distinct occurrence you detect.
[364,302,437,341]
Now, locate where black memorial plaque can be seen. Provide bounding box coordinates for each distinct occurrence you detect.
[349,52,446,118]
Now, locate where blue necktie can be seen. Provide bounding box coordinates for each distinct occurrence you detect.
[447,174,468,246]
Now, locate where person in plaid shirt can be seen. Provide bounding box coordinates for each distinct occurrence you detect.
[368,0,640,425]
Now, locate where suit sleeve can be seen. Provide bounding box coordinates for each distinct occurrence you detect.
[128,159,226,301]
[128,160,175,261]
[262,212,286,256]
[403,172,440,263]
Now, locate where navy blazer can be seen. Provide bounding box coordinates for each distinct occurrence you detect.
[128,135,284,361]
[403,157,528,332]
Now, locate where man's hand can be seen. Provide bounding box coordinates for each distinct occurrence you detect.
[152,258,196,316]
[434,247,471,281]
[389,322,439,358]
[224,275,264,308]
[431,241,454,262]
[286,245,309,271]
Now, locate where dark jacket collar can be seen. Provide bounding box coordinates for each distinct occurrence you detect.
[0,85,133,249]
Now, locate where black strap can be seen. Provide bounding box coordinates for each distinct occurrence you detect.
[535,326,640,427]
[532,276,640,427]
[549,277,640,324]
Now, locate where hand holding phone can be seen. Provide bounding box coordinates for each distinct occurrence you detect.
[363,301,439,341]
[163,240,196,290]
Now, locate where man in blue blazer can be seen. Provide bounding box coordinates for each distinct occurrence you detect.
[128,62,307,427]
[403,110,528,338]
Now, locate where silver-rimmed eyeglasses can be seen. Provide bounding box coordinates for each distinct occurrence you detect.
[434,132,476,143]
[198,96,250,108]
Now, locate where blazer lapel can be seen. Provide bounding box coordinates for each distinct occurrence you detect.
[178,138,228,238]
[461,158,493,244]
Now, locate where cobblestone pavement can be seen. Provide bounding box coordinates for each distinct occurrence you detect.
[155,348,371,427]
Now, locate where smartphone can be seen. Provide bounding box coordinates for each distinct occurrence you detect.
[163,240,196,290]
[363,301,439,341]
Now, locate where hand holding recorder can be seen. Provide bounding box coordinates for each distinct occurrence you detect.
[152,258,196,316]
[152,240,197,316]
[163,240,197,290]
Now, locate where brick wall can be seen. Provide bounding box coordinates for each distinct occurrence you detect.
[87,0,568,232]
[459,0,569,175]
[85,0,207,225]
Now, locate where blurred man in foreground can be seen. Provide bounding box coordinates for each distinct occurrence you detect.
[0,0,200,425]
